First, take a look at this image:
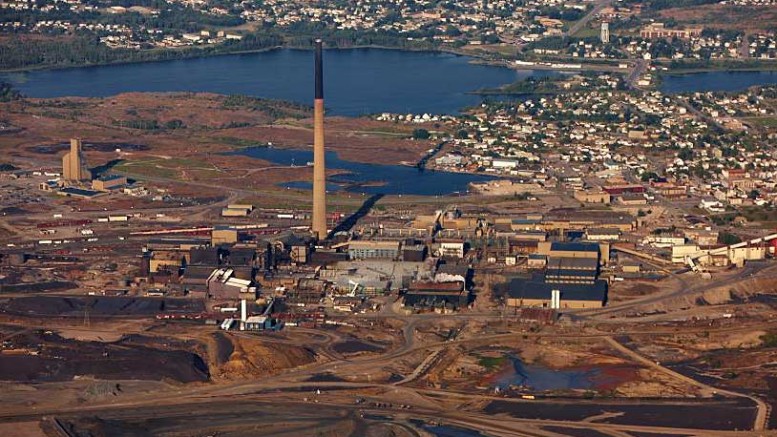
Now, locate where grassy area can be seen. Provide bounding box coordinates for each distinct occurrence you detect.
[709,212,738,226]
[214,136,271,149]
[234,191,366,211]
[760,332,777,348]
[338,129,409,138]
[657,4,777,33]
[572,26,600,39]
[460,44,519,57]
[478,355,506,370]
[164,157,213,168]
[114,159,178,179]
[739,206,777,223]
[188,168,225,180]
[659,59,777,74]
[742,117,777,129]
[115,157,218,180]
[708,208,777,227]
[480,44,520,57]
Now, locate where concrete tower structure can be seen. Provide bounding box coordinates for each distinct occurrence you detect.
[311,39,327,240]
[600,22,610,44]
[62,138,91,182]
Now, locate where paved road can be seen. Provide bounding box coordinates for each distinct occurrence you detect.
[2,238,775,434]
[394,347,443,385]
[575,263,774,319]
[605,336,770,432]
[740,32,750,59]
[1,306,774,434]
[673,96,727,131]
[565,0,612,37]
[0,381,764,437]
[626,59,649,89]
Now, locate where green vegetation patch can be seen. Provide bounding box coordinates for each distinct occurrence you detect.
[477,354,506,370]
[718,232,741,245]
[475,73,625,96]
[114,158,186,179]
[666,59,777,73]
[742,117,777,129]
[739,206,777,223]
[572,26,600,39]
[222,94,311,119]
[0,82,22,102]
[643,0,719,11]
[215,137,271,149]
[0,32,284,72]
[412,128,431,140]
[760,333,777,348]
[113,119,162,130]
[709,213,738,226]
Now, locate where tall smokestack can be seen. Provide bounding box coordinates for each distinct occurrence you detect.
[312,39,327,240]
[240,298,247,331]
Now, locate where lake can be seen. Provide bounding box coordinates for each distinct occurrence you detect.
[660,70,777,94]
[1,49,543,116]
[231,146,495,196]
[3,49,774,114]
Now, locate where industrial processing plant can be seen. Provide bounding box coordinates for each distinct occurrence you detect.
[1,12,777,435]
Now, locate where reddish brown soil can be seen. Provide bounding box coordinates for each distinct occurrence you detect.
[0,93,434,169]
[658,5,777,32]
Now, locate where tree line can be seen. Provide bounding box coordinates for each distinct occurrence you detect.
[0,33,283,70]
[0,24,440,71]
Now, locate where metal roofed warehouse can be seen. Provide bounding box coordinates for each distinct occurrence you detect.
[506,276,607,309]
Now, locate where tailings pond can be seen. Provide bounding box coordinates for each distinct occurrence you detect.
[233,146,495,196]
[495,355,603,391]
[484,398,755,430]
[481,354,638,392]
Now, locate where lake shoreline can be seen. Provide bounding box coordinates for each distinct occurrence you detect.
[660,65,777,76]
[468,90,558,96]
[657,69,777,94]
[1,48,534,116]
[2,36,776,78]
[4,48,775,116]
[0,43,486,75]
[652,57,777,75]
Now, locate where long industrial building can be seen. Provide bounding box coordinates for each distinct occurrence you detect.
[506,241,607,309]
